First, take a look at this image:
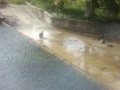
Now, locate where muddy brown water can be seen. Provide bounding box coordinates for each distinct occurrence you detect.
[0,4,120,90]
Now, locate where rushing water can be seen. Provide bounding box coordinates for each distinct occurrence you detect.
[0,26,107,90]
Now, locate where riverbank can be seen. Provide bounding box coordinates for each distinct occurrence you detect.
[25,0,120,23]
[1,1,120,43]
[25,1,120,43]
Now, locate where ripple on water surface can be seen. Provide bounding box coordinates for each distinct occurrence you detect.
[0,27,107,90]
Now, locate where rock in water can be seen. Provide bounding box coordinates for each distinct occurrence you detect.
[107,43,113,47]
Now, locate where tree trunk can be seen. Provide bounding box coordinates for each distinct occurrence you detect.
[85,0,94,17]
[85,1,91,17]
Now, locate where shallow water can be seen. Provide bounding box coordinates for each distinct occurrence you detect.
[18,25,120,90]
[0,27,107,90]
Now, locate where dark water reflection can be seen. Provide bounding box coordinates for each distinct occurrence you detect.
[0,27,107,90]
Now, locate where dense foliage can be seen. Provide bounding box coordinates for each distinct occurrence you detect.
[5,0,24,4]
[26,0,120,23]
[5,0,120,23]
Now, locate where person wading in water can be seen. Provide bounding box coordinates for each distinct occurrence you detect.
[39,31,44,39]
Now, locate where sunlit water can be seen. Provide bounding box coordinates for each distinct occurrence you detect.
[19,25,120,90]
[17,21,120,90]
[0,27,107,90]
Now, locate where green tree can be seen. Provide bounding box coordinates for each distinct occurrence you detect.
[98,0,120,17]
[85,0,99,17]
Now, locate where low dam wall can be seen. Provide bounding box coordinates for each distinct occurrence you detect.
[26,2,120,42]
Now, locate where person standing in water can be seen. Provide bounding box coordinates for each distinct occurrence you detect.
[39,31,43,39]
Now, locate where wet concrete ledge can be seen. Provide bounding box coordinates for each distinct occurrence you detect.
[25,1,120,42]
